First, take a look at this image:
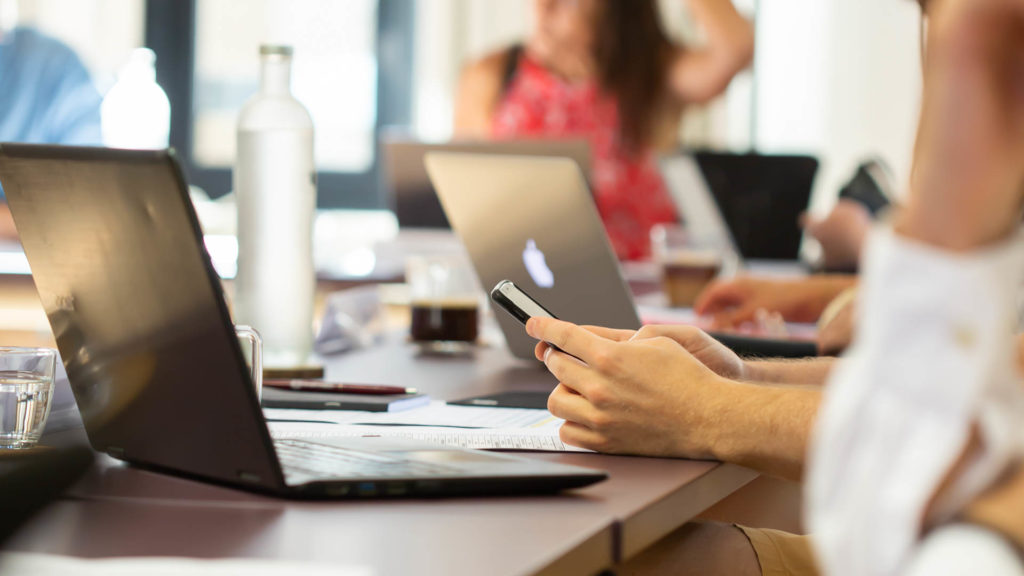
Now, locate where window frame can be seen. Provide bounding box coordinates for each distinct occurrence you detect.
[144,0,415,209]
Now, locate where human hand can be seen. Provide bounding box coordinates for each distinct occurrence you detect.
[694,276,850,328]
[538,324,747,380]
[801,199,873,271]
[897,0,1024,250]
[527,317,733,457]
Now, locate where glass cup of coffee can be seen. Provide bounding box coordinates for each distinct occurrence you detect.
[651,224,731,308]
[406,255,480,352]
[0,347,58,450]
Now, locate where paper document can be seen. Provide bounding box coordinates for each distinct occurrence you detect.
[0,553,371,576]
[265,402,592,453]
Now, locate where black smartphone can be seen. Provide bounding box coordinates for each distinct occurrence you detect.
[490,280,559,324]
[490,280,581,360]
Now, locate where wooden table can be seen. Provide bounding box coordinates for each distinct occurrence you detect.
[0,268,803,575]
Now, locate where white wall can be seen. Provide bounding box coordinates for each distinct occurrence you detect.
[755,0,922,213]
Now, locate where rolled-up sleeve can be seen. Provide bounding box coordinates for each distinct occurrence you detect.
[806,225,1024,576]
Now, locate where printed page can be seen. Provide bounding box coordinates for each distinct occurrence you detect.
[265,401,562,429]
[263,401,589,452]
[267,421,592,453]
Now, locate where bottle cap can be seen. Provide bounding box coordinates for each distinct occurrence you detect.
[259,45,293,57]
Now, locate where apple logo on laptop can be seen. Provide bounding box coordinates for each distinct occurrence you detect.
[523,239,555,288]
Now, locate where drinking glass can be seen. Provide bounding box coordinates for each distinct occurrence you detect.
[651,224,734,308]
[406,255,480,352]
[0,347,58,450]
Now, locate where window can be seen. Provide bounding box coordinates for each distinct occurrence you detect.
[192,0,378,172]
[147,0,415,208]
[13,0,146,94]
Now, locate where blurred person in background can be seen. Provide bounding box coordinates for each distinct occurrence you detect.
[521,0,1024,571]
[694,159,897,352]
[455,0,754,260]
[0,0,103,239]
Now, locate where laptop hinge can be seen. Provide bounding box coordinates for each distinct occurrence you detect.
[238,471,262,484]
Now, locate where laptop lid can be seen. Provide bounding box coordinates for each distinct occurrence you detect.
[424,153,641,360]
[383,138,592,229]
[0,145,286,492]
[689,151,818,261]
[659,154,743,265]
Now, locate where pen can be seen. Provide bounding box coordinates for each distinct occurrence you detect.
[264,379,418,395]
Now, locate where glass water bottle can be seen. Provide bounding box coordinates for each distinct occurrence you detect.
[234,45,316,368]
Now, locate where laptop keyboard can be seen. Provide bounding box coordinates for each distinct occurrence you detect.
[274,439,461,485]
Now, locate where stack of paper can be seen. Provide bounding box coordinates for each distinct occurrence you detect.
[265,402,591,453]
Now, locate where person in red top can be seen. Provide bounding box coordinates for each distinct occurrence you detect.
[456,0,754,260]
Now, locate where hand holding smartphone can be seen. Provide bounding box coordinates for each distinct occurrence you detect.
[490,280,578,360]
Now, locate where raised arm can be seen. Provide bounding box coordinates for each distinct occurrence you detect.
[453,51,506,138]
[668,0,755,104]
[0,204,16,241]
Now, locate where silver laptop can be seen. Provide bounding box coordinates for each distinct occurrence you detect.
[0,144,607,498]
[383,137,592,229]
[659,154,743,265]
[424,153,641,360]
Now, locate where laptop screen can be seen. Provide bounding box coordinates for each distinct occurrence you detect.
[693,151,818,261]
[0,145,282,489]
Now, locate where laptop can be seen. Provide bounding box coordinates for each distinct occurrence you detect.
[382,137,592,229]
[425,152,818,360]
[668,151,819,261]
[0,144,606,498]
[425,153,641,360]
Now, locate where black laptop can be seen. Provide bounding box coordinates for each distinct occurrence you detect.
[693,151,818,261]
[0,144,606,499]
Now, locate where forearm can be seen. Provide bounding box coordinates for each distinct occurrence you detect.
[0,204,16,240]
[705,380,819,481]
[793,275,858,321]
[961,465,1024,553]
[744,357,836,386]
[684,0,754,60]
[670,0,753,103]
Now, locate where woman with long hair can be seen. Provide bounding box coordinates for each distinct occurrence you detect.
[456,0,754,259]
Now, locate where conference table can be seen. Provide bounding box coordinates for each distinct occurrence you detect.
[0,230,805,575]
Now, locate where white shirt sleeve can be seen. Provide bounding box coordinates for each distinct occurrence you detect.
[905,524,1024,576]
[806,225,1024,576]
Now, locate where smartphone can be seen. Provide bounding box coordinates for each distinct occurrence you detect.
[491,280,580,360]
[490,280,559,324]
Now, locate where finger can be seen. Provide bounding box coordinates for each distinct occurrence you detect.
[543,347,595,397]
[693,281,747,315]
[581,325,636,342]
[633,324,705,348]
[526,317,614,366]
[712,304,759,329]
[547,384,600,428]
[534,340,550,362]
[558,421,609,452]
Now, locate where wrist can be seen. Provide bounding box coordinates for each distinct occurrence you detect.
[740,360,761,382]
[741,360,779,383]
[698,377,751,462]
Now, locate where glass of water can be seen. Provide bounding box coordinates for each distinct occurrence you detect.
[0,347,57,450]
